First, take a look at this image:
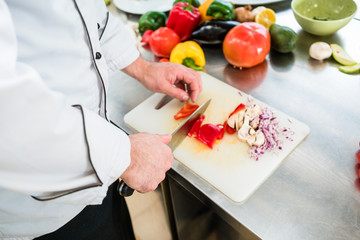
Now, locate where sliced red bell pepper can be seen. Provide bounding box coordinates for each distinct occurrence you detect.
[228,103,246,118]
[225,123,236,134]
[188,115,205,137]
[195,124,222,149]
[166,1,201,41]
[174,102,199,120]
[216,123,225,140]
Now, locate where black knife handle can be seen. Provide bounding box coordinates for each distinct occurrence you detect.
[117,180,134,197]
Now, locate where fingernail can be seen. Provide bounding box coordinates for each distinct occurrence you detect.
[182,94,189,101]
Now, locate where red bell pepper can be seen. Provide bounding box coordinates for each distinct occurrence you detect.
[140,30,153,43]
[186,115,221,148]
[187,115,205,137]
[216,123,225,140]
[166,1,201,41]
[140,30,153,51]
[195,124,222,149]
[174,102,199,120]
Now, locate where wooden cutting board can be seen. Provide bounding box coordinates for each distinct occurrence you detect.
[124,72,310,203]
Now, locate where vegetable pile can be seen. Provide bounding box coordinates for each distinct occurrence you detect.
[174,99,292,160]
[138,0,298,70]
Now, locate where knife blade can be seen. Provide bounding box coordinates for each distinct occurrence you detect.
[118,99,211,197]
[154,95,173,110]
[168,99,211,150]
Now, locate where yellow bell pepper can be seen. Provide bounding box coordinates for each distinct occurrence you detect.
[170,41,206,71]
[198,0,215,24]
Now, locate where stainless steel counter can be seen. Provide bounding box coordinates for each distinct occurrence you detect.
[107,1,360,239]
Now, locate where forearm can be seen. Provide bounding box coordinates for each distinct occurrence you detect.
[121,56,151,84]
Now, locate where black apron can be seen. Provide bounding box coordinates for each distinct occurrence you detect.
[35,182,135,240]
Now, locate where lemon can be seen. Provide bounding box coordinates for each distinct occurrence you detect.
[330,44,357,66]
[339,63,360,74]
[255,8,276,29]
[269,24,297,53]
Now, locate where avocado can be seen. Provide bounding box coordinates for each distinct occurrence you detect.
[269,24,298,53]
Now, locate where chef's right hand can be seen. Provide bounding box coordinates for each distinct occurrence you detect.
[120,133,173,193]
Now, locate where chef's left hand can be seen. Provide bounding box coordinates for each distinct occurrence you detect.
[122,56,202,102]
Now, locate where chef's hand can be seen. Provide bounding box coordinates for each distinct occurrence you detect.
[122,56,202,102]
[120,133,173,193]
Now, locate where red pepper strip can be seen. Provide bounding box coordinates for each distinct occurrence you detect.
[159,58,169,62]
[141,30,153,43]
[225,123,236,134]
[216,123,225,140]
[188,115,205,137]
[174,102,199,120]
[229,103,246,118]
[216,119,237,138]
[195,124,222,149]
[166,2,201,41]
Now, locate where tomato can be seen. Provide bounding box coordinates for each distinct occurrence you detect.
[223,22,271,68]
[159,58,169,63]
[150,27,181,58]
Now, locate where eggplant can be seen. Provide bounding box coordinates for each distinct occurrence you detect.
[191,20,240,45]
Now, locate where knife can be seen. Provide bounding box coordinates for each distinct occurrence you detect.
[118,99,212,197]
[154,95,173,110]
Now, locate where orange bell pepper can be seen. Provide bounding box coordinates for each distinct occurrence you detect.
[198,0,215,24]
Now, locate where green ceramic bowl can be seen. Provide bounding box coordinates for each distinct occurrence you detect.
[291,0,357,36]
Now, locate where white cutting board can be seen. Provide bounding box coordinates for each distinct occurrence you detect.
[124,72,310,203]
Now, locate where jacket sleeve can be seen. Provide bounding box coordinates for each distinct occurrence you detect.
[98,8,140,71]
[0,0,130,205]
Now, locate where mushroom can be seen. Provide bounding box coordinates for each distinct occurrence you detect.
[246,135,256,146]
[227,109,245,130]
[250,116,260,129]
[309,42,332,61]
[237,116,251,142]
[246,104,263,120]
[253,131,265,147]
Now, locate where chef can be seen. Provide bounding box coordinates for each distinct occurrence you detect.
[0,0,201,239]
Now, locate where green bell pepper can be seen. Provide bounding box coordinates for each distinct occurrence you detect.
[173,0,201,8]
[138,11,167,35]
[206,0,235,21]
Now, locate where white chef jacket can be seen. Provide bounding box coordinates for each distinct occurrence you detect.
[0,0,140,239]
